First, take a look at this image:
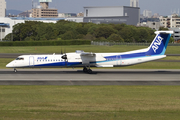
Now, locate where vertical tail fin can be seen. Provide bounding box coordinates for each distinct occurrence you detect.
[146,31,174,56]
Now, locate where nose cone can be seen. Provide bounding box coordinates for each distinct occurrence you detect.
[6,62,14,68]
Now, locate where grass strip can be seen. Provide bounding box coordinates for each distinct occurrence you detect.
[0,86,180,120]
[0,45,180,54]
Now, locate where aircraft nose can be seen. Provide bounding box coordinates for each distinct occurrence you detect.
[6,62,13,68]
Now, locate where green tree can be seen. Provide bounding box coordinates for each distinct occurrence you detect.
[136,28,150,42]
[159,27,169,30]
[94,26,117,39]
[61,31,77,40]
[118,27,134,42]
[4,20,158,42]
[108,33,124,42]
[3,33,12,41]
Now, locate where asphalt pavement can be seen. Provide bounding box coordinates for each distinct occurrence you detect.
[0,69,180,85]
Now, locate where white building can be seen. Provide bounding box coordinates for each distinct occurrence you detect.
[130,0,139,7]
[159,14,180,28]
[58,13,77,18]
[143,10,152,18]
[0,0,6,17]
[66,17,83,23]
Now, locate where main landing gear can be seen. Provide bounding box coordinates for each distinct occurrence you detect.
[14,68,17,73]
[83,67,92,74]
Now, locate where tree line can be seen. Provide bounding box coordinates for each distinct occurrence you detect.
[4,20,174,43]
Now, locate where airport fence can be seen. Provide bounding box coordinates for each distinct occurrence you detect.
[91,41,180,46]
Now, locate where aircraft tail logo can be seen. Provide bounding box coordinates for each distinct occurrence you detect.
[152,36,164,53]
[146,31,173,56]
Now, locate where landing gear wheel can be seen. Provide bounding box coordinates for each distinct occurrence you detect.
[83,67,88,73]
[14,68,17,73]
[87,69,92,74]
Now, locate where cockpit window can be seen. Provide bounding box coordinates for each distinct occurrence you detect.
[16,57,24,60]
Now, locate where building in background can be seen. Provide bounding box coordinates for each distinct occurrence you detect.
[77,12,84,17]
[169,28,180,43]
[18,10,32,17]
[130,0,139,7]
[83,6,140,25]
[0,0,6,17]
[32,0,58,18]
[143,10,152,18]
[137,21,161,30]
[58,13,77,18]
[159,14,180,28]
[159,14,180,42]
[152,13,160,18]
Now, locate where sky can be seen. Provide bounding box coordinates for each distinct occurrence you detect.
[5,0,180,16]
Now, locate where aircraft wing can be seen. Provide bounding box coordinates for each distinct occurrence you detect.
[80,52,106,65]
[80,52,96,57]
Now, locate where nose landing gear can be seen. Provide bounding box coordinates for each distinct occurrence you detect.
[14,68,17,73]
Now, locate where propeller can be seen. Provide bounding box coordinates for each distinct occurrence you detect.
[64,49,68,66]
[61,48,68,66]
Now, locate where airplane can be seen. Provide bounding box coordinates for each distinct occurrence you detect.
[6,31,174,74]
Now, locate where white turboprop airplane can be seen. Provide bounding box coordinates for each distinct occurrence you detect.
[6,31,173,74]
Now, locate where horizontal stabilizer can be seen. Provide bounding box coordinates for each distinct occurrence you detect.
[155,31,174,34]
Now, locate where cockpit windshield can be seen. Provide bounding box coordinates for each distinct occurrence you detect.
[16,57,24,60]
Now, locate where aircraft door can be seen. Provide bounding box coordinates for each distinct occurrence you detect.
[116,55,122,65]
[29,57,34,66]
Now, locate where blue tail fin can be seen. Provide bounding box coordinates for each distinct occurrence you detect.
[146,31,174,56]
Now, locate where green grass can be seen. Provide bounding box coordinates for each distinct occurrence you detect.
[0,86,180,120]
[0,45,144,53]
[162,56,180,60]
[120,62,180,69]
[0,45,180,54]
[0,58,14,69]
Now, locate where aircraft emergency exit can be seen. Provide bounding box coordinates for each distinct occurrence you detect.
[6,31,174,74]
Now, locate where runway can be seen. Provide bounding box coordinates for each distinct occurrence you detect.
[0,69,180,85]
